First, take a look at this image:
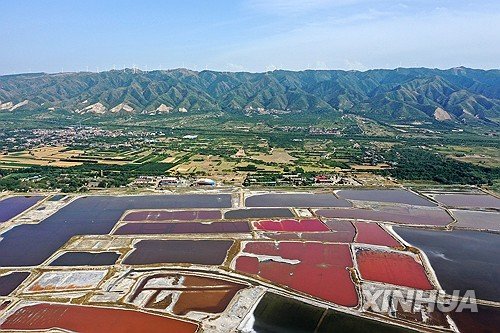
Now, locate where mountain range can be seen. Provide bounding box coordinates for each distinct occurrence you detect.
[0,67,499,124]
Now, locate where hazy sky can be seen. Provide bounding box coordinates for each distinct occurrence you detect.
[1,0,499,74]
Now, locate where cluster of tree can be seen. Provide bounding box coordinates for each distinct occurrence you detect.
[0,160,177,192]
[380,147,499,185]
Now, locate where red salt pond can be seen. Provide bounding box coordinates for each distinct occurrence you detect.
[356,249,433,290]
[115,221,250,235]
[0,303,198,333]
[234,241,358,307]
[263,221,401,247]
[354,222,401,248]
[264,219,355,242]
[0,301,11,311]
[123,209,222,221]
[316,206,452,226]
[262,232,353,242]
[130,273,246,315]
[253,219,329,232]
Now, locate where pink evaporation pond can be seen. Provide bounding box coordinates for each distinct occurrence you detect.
[316,206,452,226]
[452,210,500,231]
[253,219,329,232]
[337,189,435,207]
[262,232,353,243]
[234,241,358,307]
[354,222,401,248]
[115,221,250,234]
[123,210,222,221]
[433,193,500,209]
[259,219,355,242]
[0,303,198,333]
[356,249,433,290]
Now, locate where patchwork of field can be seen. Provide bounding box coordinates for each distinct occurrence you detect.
[0,146,168,168]
[169,154,261,183]
[0,188,499,333]
[0,146,84,168]
[249,148,297,164]
[434,145,500,168]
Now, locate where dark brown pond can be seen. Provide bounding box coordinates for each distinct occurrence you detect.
[0,301,10,311]
[450,305,500,333]
[130,273,246,315]
[250,292,417,333]
[50,252,120,266]
[123,240,233,265]
[0,272,30,296]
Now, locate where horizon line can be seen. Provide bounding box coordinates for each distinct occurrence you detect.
[2,65,499,77]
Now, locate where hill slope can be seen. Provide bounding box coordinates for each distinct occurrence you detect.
[0,67,499,123]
